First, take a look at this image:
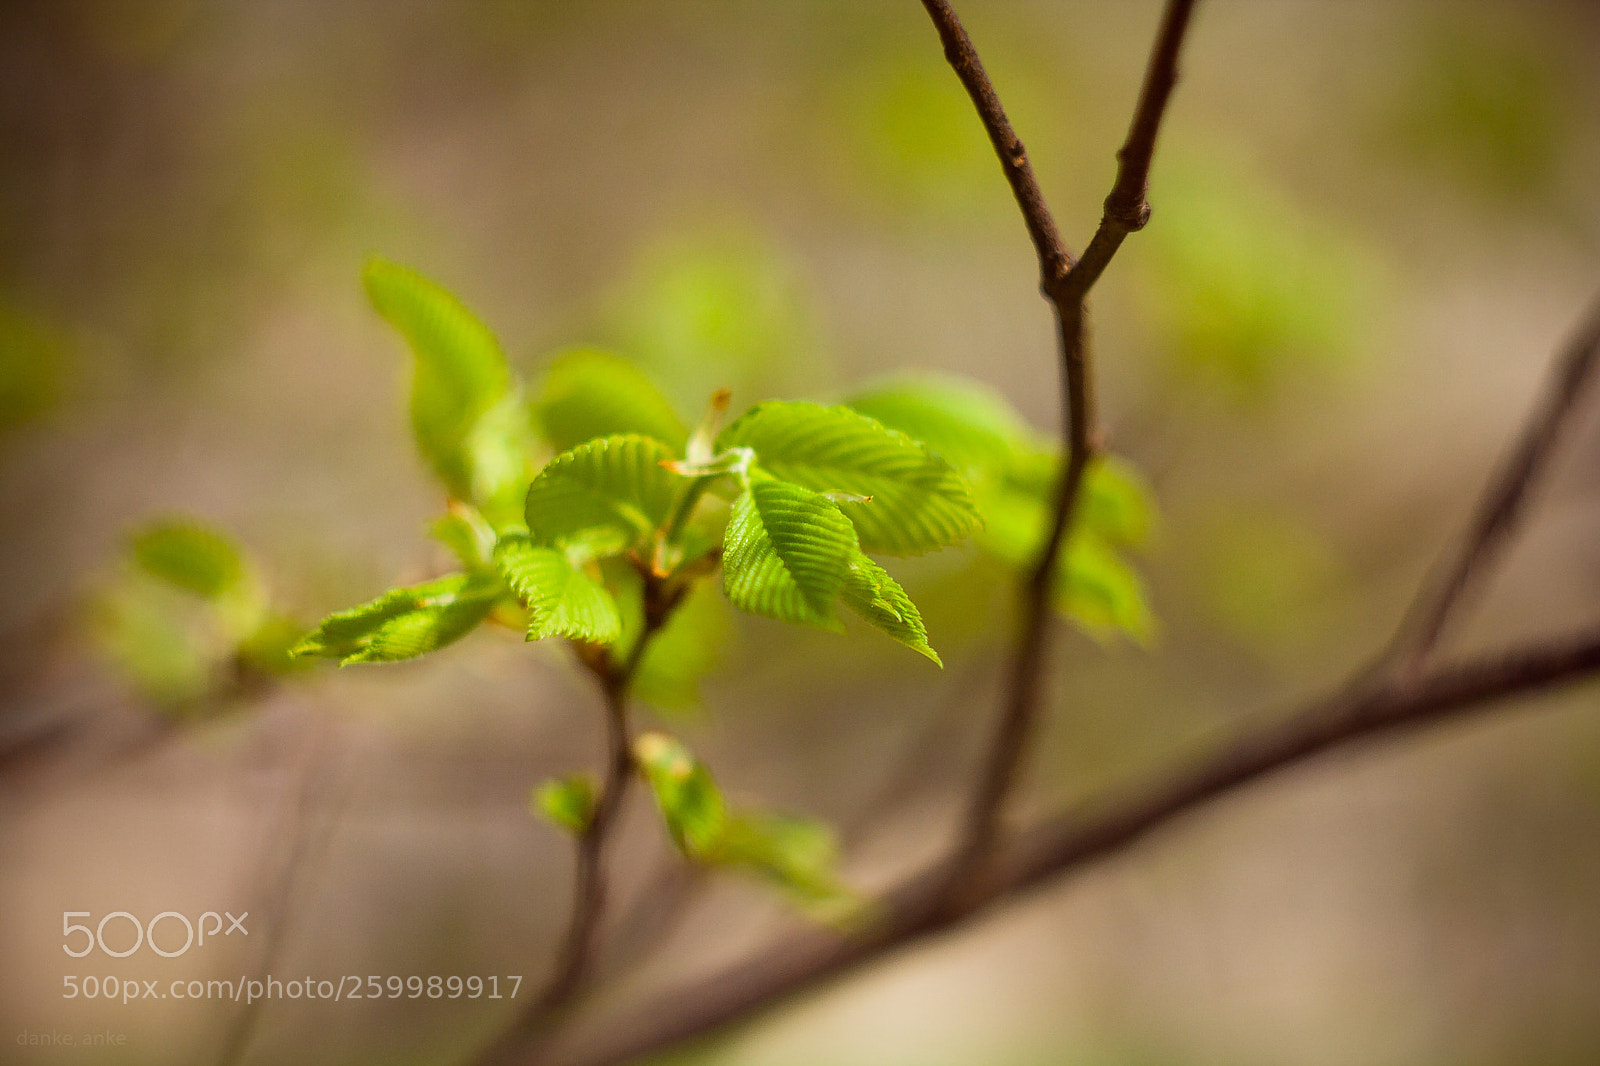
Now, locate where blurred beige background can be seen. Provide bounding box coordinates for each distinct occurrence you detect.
[3,1,1600,1064]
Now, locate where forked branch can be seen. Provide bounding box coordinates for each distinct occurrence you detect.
[939,0,1198,893]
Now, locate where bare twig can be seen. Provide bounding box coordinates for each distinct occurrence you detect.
[937,0,1197,893]
[215,708,346,1066]
[1382,295,1600,677]
[523,622,1600,1066]
[917,0,1074,289]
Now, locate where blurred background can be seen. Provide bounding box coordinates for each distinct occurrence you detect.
[3,1,1600,1063]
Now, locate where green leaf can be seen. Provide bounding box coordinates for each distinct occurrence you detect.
[363,258,520,503]
[633,581,732,713]
[633,732,727,858]
[534,775,597,834]
[709,812,847,906]
[1002,452,1156,552]
[717,401,980,555]
[1056,535,1155,645]
[536,347,688,454]
[292,572,501,664]
[839,553,940,665]
[722,477,857,630]
[524,434,682,553]
[846,377,1038,481]
[429,506,496,569]
[130,520,248,600]
[493,534,621,644]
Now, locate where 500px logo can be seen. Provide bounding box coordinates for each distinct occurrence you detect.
[62,911,247,958]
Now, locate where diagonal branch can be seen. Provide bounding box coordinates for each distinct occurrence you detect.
[523,624,1600,1066]
[1382,295,1600,677]
[935,0,1198,894]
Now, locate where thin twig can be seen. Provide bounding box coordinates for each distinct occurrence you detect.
[486,572,687,1058]
[937,0,1197,895]
[1382,295,1600,678]
[917,0,1075,289]
[521,622,1600,1066]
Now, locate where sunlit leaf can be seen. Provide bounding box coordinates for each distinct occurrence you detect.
[633,732,727,859]
[717,401,980,555]
[709,812,847,907]
[536,346,688,454]
[494,533,621,644]
[846,376,1037,480]
[534,775,597,835]
[292,572,501,664]
[721,477,857,630]
[839,552,940,665]
[129,520,248,601]
[429,505,496,570]
[524,434,682,553]
[1056,535,1155,645]
[363,258,526,503]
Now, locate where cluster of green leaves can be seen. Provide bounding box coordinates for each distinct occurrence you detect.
[95,519,306,710]
[295,259,984,676]
[290,257,1156,907]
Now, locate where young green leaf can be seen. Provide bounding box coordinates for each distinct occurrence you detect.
[710,812,847,907]
[362,258,521,503]
[716,401,980,555]
[534,775,597,835]
[429,505,496,569]
[839,553,940,665]
[130,520,248,600]
[524,434,682,552]
[846,377,1038,481]
[722,477,857,630]
[493,533,622,644]
[535,347,688,454]
[292,572,501,665]
[633,732,727,858]
[1057,535,1155,645]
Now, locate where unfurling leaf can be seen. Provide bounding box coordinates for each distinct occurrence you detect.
[494,533,621,644]
[130,521,248,601]
[523,434,682,553]
[292,572,502,665]
[722,477,857,630]
[363,258,531,508]
[633,732,727,858]
[536,347,688,454]
[839,553,940,665]
[534,775,597,835]
[716,401,980,555]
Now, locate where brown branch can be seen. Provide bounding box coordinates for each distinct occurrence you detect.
[1382,295,1600,677]
[481,572,687,1061]
[939,0,1197,894]
[523,624,1600,1066]
[528,659,638,1015]
[917,0,1074,289]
